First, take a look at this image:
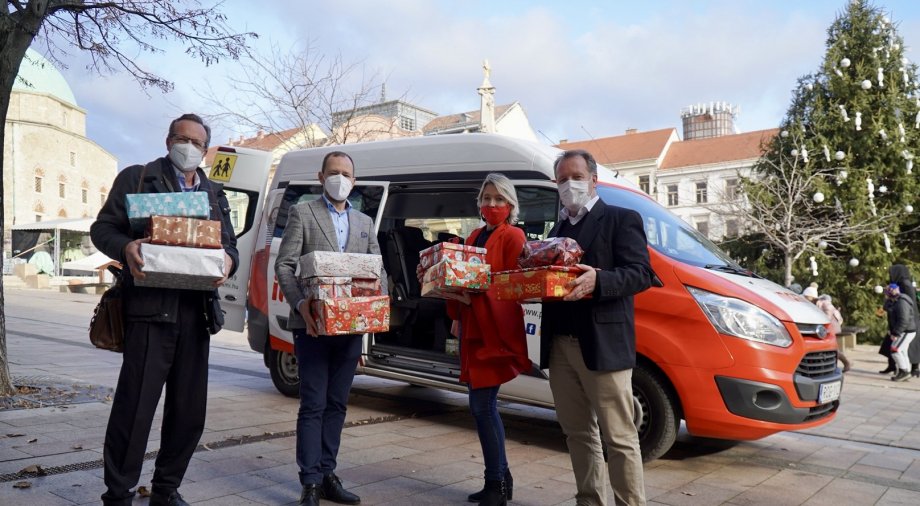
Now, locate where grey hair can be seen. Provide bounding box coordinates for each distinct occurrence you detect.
[477,173,520,225]
[554,149,598,175]
[818,294,832,302]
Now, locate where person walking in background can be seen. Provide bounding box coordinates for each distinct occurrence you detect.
[541,150,653,506]
[889,264,920,377]
[275,151,385,506]
[441,173,530,506]
[92,114,238,506]
[883,283,918,382]
[817,294,850,373]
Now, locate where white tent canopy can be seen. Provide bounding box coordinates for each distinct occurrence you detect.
[11,217,94,233]
[12,217,97,276]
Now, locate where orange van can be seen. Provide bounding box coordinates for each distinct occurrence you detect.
[214,134,842,461]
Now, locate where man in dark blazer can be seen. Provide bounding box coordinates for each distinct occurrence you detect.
[541,149,653,506]
[91,114,238,506]
[275,151,386,506]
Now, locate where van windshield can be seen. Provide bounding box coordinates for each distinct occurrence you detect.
[596,185,741,270]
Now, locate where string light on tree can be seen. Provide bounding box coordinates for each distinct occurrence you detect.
[855,111,863,130]
[878,68,885,87]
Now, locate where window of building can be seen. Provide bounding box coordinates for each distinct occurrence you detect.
[639,175,650,194]
[726,178,739,200]
[35,176,42,193]
[696,220,710,238]
[59,182,66,199]
[667,185,679,206]
[70,152,76,167]
[695,182,708,203]
[399,116,416,131]
[81,188,88,204]
[725,219,739,238]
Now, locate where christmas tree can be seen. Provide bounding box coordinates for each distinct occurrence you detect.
[746,0,920,336]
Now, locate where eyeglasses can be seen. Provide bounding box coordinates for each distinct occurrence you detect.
[170,134,206,150]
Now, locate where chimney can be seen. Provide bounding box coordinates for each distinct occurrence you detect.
[559,138,568,144]
[625,128,638,135]
[238,134,244,143]
[257,129,265,139]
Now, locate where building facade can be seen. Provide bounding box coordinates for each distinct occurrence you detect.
[3,49,117,257]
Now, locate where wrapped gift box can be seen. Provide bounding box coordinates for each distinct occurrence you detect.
[518,237,584,268]
[299,251,382,279]
[134,243,224,291]
[419,242,487,270]
[149,215,222,249]
[126,192,210,231]
[311,295,390,335]
[352,278,383,296]
[492,266,584,302]
[421,258,490,299]
[299,276,352,300]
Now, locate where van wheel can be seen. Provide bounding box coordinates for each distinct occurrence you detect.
[633,367,679,462]
[268,348,300,398]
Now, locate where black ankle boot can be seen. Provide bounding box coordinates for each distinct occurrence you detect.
[468,469,512,502]
[478,479,506,506]
[912,365,919,378]
[879,365,896,374]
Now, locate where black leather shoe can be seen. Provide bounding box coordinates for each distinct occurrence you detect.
[322,473,361,504]
[468,469,513,502]
[149,491,190,506]
[299,484,321,506]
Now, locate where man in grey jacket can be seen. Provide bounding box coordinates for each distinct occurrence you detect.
[275,151,386,506]
[885,283,918,382]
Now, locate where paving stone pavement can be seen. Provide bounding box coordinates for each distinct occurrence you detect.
[2,286,920,505]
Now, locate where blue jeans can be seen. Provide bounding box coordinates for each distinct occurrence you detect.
[293,329,361,485]
[468,385,508,481]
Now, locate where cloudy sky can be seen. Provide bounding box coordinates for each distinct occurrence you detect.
[31,0,920,167]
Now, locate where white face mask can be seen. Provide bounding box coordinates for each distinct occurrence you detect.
[169,142,204,173]
[324,174,354,202]
[559,179,591,213]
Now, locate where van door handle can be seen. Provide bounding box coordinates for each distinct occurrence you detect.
[225,295,237,301]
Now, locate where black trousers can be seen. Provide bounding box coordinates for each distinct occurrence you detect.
[102,294,210,506]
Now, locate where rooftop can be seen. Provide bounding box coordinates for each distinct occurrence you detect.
[660,128,778,170]
[556,128,677,165]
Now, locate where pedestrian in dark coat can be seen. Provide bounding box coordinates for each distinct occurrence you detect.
[889,264,920,377]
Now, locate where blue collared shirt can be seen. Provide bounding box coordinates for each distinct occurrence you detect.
[174,168,201,192]
[323,195,351,252]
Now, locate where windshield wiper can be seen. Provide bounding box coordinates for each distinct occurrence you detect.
[704,264,760,278]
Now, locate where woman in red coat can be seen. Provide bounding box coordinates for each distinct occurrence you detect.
[447,173,529,506]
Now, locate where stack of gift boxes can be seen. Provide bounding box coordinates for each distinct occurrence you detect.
[419,242,491,300]
[126,191,226,290]
[298,251,389,335]
[492,237,586,302]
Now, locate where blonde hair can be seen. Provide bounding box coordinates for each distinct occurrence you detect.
[477,173,519,224]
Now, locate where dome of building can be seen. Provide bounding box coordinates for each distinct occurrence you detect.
[12,48,77,107]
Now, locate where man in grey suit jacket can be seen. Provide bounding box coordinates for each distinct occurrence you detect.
[275,151,386,506]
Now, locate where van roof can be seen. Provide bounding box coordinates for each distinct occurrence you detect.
[273,134,562,186]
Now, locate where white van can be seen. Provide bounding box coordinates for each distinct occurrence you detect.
[215,133,841,462]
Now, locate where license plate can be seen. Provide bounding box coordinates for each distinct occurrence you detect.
[818,380,842,403]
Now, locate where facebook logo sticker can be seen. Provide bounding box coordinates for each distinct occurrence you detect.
[525,323,537,335]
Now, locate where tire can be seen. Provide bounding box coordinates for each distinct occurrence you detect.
[267,348,300,398]
[632,366,680,462]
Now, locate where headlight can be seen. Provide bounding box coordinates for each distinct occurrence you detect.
[687,286,793,348]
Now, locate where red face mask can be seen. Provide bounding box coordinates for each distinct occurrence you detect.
[480,205,510,226]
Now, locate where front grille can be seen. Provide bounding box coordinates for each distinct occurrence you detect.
[804,400,838,422]
[796,350,837,378]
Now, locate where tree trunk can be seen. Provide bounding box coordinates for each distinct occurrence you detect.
[784,254,794,289]
[0,1,50,397]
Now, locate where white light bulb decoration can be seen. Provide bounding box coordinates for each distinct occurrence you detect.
[908,160,914,174]
[884,233,892,253]
[841,57,851,68]
[907,204,915,213]
[835,68,844,78]
[823,145,830,162]
[839,170,848,179]
[899,123,906,143]
[839,105,850,122]
[813,192,825,203]
[855,111,862,131]
[879,185,888,193]
[791,148,799,157]
[861,79,872,90]
[810,256,818,277]
[849,258,860,267]
[875,285,885,294]
[878,68,885,87]
[801,148,809,163]
[835,150,846,161]
[880,129,888,141]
